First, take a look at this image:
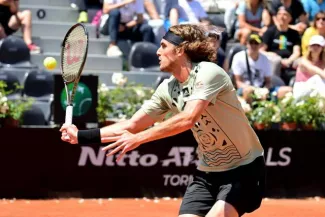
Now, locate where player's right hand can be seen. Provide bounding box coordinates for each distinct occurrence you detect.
[60,124,78,144]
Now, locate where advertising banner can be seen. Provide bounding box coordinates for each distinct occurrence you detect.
[0,128,324,198]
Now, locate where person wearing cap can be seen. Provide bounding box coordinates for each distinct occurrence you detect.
[234,0,267,45]
[61,24,265,217]
[268,0,308,34]
[261,6,301,78]
[294,34,325,98]
[232,33,292,102]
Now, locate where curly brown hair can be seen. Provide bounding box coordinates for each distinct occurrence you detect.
[169,24,217,63]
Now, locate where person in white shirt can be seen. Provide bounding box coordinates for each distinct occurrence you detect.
[232,33,292,102]
[103,0,155,56]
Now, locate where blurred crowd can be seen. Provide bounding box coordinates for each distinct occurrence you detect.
[1,0,325,104]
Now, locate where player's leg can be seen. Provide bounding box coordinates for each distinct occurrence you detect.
[205,200,239,217]
[178,170,216,217]
[213,156,266,217]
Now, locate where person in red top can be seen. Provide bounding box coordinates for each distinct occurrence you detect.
[0,0,41,53]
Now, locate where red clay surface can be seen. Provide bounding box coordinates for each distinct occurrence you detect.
[0,198,325,217]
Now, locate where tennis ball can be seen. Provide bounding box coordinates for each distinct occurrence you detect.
[43,57,57,70]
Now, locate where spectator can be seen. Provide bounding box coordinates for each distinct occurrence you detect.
[268,0,308,34]
[294,35,325,98]
[235,0,267,45]
[71,0,103,23]
[0,0,41,53]
[232,33,292,102]
[204,25,227,70]
[155,0,210,30]
[224,0,245,37]
[178,0,209,24]
[261,6,301,77]
[301,11,325,56]
[301,0,325,22]
[162,0,189,30]
[102,0,155,57]
[144,0,160,20]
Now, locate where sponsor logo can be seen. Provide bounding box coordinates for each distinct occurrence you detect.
[266,147,292,166]
[163,174,193,186]
[78,147,292,167]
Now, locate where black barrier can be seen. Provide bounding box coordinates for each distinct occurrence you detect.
[0,128,324,199]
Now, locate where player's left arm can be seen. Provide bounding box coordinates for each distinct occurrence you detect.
[137,99,209,142]
[102,63,230,161]
[102,99,209,161]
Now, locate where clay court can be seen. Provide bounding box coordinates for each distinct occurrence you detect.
[1,198,325,217]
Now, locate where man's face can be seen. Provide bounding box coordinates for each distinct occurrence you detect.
[276,10,291,25]
[156,39,179,72]
[247,40,260,53]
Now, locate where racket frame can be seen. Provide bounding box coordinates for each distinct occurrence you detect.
[60,23,89,125]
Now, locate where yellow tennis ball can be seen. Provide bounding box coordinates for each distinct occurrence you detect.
[43,57,57,70]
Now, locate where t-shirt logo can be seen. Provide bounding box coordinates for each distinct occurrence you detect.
[195,81,204,89]
[182,87,190,97]
[279,35,287,50]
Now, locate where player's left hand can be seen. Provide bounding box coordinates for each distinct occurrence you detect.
[101,131,142,162]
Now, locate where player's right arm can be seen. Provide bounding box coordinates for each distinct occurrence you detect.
[60,110,156,145]
[60,79,169,145]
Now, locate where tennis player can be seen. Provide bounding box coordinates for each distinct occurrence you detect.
[60,24,265,217]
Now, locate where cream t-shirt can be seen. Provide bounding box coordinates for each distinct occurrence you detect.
[141,62,264,172]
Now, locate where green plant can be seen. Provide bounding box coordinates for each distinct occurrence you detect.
[278,93,299,123]
[96,73,154,123]
[248,100,281,128]
[0,81,33,123]
[0,81,9,119]
[295,94,325,129]
[97,83,114,123]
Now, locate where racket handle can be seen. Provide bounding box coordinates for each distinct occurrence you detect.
[65,105,73,125]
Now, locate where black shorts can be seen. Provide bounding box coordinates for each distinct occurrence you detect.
[0,6,16,35]
[179,156,265,217]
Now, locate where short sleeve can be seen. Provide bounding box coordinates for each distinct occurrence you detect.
[140,80,170,122]
[231,51,245,76]
[301,27,315,56]
[187,62,232,104]
[135,0,144,14]
[262,27,273,49]
[262,55,272,77]
[235,2,246,15]
[292,29,301,46]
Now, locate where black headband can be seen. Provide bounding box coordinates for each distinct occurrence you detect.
[162,30,184,46]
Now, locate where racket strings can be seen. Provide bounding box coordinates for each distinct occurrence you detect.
[62,25,88,83]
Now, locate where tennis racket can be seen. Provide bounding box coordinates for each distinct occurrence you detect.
[61,23,89,125]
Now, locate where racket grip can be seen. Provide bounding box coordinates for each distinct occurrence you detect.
[65,105,73,125]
